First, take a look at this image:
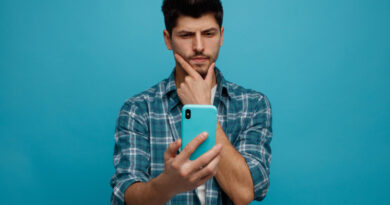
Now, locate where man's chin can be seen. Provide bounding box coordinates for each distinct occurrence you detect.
[192,64,209,77]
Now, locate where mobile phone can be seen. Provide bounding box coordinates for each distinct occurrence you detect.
[181,104,217,160]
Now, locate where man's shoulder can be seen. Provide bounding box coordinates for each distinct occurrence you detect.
[120,78,169,112]
[225,80,270,104]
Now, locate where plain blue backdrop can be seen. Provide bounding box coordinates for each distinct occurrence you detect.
[1,0,389,204]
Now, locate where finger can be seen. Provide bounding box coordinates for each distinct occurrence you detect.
[164,141,177,161]
[184,75,192,83]
[199,155,221,179]
[193,155,221,186]
[177,132,208,162]
[204,62,215,86]
[174,53,201,79]
[190,143,222,170]
[164,139,181,161]
[194,174,212,187]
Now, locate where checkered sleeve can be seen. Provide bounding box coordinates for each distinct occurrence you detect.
[110,99,150,205]
[234,94,272,201]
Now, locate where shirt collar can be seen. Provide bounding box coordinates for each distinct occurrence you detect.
[164,67,231,111]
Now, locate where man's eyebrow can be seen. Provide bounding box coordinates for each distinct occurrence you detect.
[202,28,218,33]
[177,30,194,34]
[176,27,219,34]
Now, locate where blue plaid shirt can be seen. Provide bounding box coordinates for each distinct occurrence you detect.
[110,68,272,205]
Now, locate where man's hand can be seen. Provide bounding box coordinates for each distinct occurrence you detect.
[160,132,222,196]
[175,53,216,105]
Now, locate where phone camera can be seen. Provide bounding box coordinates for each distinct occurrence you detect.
[185,109,191,119]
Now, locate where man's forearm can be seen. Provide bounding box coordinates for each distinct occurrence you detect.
[124,173,174,205]
[215,122,254,205]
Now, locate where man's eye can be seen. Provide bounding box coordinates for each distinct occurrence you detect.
[181,34,192,38]
[204,32,215,37]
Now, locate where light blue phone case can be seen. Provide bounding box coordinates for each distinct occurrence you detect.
[181,104,217,161]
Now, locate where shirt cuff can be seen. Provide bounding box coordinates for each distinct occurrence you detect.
[111,176,148,205]
[243,154,270,201]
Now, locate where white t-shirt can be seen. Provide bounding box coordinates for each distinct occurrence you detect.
[196,85,217,205]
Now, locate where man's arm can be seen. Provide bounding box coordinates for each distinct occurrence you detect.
[214,121,254,205]
[123,174,173,205]
[215,95,272,204]
[111,100,152,205]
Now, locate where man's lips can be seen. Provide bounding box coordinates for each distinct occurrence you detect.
[190,56,209,63]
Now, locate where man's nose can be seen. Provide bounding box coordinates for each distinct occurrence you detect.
[193,33,204,53]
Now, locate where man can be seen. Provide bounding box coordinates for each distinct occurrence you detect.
[110,0,272,204]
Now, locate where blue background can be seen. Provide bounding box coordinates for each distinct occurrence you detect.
[1,0,389,204]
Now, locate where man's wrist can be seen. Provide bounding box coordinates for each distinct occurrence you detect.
[150,172,176,202]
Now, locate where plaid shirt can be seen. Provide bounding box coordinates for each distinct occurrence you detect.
[110,68,272,205]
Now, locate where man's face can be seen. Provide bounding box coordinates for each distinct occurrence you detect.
[164,13,224,77]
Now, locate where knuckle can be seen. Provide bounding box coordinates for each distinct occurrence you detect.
[189,176,197,184]
[185,148,194,156]
[205,167,213,175]
[198,157,208,167]
[180,169,189,178]
[184,144,194,154]
[197,158,206,166]
[171,161,180,170]
[179,171,185,178]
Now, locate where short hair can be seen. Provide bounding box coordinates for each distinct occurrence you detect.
[162,0,223,36]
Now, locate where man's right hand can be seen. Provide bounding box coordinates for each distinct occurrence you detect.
[160,132,223,196]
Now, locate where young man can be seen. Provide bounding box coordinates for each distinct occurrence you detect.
[110,0,272,204]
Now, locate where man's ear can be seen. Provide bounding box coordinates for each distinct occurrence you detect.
[163,30,172,50]
[220,26,224,47]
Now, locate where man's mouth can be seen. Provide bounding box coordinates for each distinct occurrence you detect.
[190,56,209,64]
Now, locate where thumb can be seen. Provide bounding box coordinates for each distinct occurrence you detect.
[205,63,215,86]
[164,139,181,161]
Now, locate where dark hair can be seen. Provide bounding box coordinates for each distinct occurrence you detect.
[162,0,223,36]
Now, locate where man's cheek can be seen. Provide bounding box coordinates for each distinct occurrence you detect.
[172,42,190,55]
[173,50,190,62]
